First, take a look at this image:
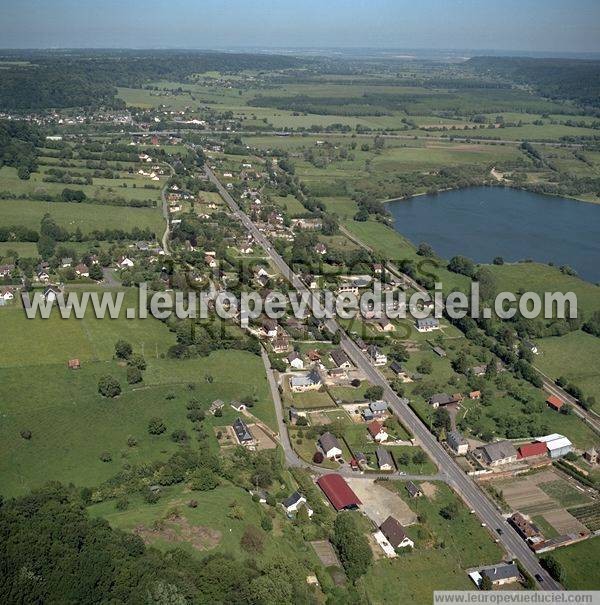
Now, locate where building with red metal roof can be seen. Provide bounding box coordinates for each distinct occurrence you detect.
[316,474,362,511]
[517,441,548,459]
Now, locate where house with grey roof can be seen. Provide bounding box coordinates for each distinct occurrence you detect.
[233,417,256,449]
[289,368,321,392]
[475,440,518,467]
[415,317,440,332]
[318,432,343,459]
[447,430,469,455]
[376,447,394,471]
[330,348,352,369]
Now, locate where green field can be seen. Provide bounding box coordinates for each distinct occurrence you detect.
[534,331,600,412]
[548,538,600,590]
[0,198,163,235]
[0,294,274,496]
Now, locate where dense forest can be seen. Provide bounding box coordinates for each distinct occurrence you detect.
[467,56,600,109]
[0,51,305,110]
[0,121,42,178]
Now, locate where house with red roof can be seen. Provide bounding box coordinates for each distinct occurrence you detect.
[367,420,388,443]
[316,474,362,511]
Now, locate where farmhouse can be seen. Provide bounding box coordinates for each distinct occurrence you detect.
[509,512,543,543]
[469,563,520,588]
[375,318,395,332]
[0,286,15,302]
[474,440,518,467]
[42,286,61,302]
[318,432,343,459]
[316,474,362,511]
[415,317,440,332]
[379,516,414,549]
[0,263,14,278]
[75,263,89,277]
[116,256,134,269]
[366,345,387,366]
[406,481,422,498]
[376,446,394,471]
[368,420,389,443]
[428,393,459,408]
[389,361,409,378]
[281,492,313,517]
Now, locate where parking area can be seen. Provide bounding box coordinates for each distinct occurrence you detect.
[346,478,418,527]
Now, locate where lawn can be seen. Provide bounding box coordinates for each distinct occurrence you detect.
[548,538,600,590]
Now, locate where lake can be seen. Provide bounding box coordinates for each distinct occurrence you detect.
[387,186,600,283]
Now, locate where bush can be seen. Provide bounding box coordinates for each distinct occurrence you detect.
[127,353,147,370]
[20,429,32,440]
[126,366,143,384]
[171,429,189,443]
[98,375,121,398]
[240,525,265,554]
[99,451,112,463]
[114,339,132,360]
[144,489,160,504]
[127,436,137,447]
[116,497,129,511]
[148,417,166,435]
[313,451,324,464]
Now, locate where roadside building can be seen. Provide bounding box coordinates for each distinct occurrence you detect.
[232,417,256,449]
[517,441,548,460]
[376,447,394,471]
[406,481,422,498]
[367,420,389,443]
[447,430,469,455]
[474,440,518,467]
[289,369,321,392]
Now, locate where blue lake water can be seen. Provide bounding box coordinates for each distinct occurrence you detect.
[387,186,600,283]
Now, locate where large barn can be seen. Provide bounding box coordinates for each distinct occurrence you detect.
[316,474,362,511]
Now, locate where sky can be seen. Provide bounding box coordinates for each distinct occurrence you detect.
[0,0,599,53]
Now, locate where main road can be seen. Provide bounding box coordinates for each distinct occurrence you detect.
[205,165,562,590]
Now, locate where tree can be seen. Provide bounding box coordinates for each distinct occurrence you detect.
[98,375,121,398]
[313,451,324,464]
[416,359,433,374]
[417,242,435,257]
[127,353,147,370]
[190,470,219,491]
[88,263,103,281]
[171,429,189,443]
[412,450,427,465]
[439,502,459,520]
[127,366,142,384]
[332,514,372,581]
[148,417,167,435]
[240,525,265,554]
[20,429,32,440]
[541,556,565,582]
[480,575,493,591]
[114,339,132,360]
[364,385,384,401]
[448,255,475,277]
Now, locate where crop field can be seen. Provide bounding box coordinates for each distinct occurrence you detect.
[568,502,600,532]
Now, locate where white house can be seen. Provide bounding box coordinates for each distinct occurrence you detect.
[281,491,313,517]
[287,351,304,370]
[416,318,440,332]
[116,256,134,269]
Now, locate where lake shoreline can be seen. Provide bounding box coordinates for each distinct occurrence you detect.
[382,183,600,206]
